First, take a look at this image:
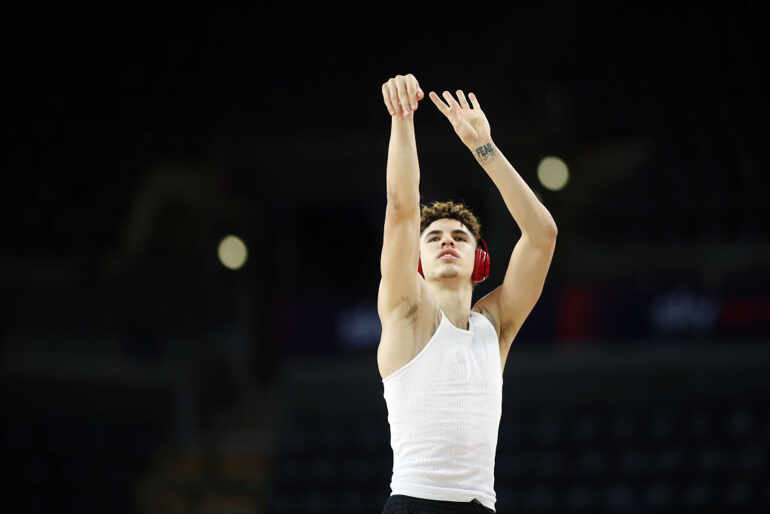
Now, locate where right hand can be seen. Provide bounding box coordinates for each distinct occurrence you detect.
[381,74,425,119]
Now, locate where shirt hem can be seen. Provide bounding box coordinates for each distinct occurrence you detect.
[391,482,496,512]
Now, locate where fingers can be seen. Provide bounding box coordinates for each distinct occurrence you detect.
[406,73,424,106]
[393,81,409,117]
[431,89,478,113]
[383,78,477,119]
[405,76,420,111]
[456,90,470,110]
[405,74,424,114]
[468,92,481,110]
[399,78,419,117]
[442,90,462,112]
[429,91,450,116]
[382,78,408,118]
[381,74,425,118]
[381,83,397,117]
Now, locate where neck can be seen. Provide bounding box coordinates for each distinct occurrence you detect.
[425,277,473,329]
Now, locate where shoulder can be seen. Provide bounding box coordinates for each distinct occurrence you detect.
[472,303,500,339]
[472,292,518,345]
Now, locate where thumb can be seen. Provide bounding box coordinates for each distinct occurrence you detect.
[417,88,424,99]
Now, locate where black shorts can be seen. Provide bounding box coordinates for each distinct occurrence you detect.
[381,494,495,513]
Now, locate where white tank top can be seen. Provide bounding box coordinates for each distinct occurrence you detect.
[382,308,503,512]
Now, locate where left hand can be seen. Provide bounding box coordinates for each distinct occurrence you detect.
[429,89,491,149]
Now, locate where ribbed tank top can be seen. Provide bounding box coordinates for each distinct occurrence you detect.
[382,308,503,512]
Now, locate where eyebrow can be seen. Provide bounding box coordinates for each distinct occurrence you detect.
[423,229,471,239]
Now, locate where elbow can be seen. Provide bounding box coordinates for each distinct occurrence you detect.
[537,212,558,238]
[540,227,558,247]
[547,221,558,239]
[544,213,558,239]
[527,221,557,247]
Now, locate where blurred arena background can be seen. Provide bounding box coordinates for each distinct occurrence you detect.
[3,5,769,513]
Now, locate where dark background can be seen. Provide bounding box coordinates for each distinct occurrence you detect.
[3,5,768,514]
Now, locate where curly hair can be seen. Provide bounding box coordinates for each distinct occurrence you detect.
[420,200,482,243]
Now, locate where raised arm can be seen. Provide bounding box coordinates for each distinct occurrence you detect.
[377,74,426,323]
[430,89,557,353]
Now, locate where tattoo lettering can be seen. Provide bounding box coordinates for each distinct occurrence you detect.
[475,142,495,162]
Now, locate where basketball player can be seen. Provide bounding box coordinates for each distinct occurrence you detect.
[378,73,558,513]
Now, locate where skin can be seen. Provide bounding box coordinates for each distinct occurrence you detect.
[419,218,477,329]
[377,73,557,381]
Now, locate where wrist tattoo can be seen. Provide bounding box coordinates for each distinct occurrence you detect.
[475,142,495,162]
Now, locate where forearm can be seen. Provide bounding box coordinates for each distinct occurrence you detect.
[473,140,557,243]
[386,116,420,210]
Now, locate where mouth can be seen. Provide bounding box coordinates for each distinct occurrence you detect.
[438,250,460,260]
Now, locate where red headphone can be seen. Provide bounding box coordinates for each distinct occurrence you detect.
[418,238,490,283]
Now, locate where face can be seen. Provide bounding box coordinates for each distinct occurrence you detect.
[420,218,477,281]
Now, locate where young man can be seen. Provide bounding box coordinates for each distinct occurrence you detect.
[378,73,558,513]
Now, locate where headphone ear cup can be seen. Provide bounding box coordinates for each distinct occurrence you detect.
[473,239,491,283]
[472,247,483,282]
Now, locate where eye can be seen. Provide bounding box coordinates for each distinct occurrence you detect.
[429,237,439,242]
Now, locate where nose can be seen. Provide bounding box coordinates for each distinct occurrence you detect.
[441,237,455,247]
